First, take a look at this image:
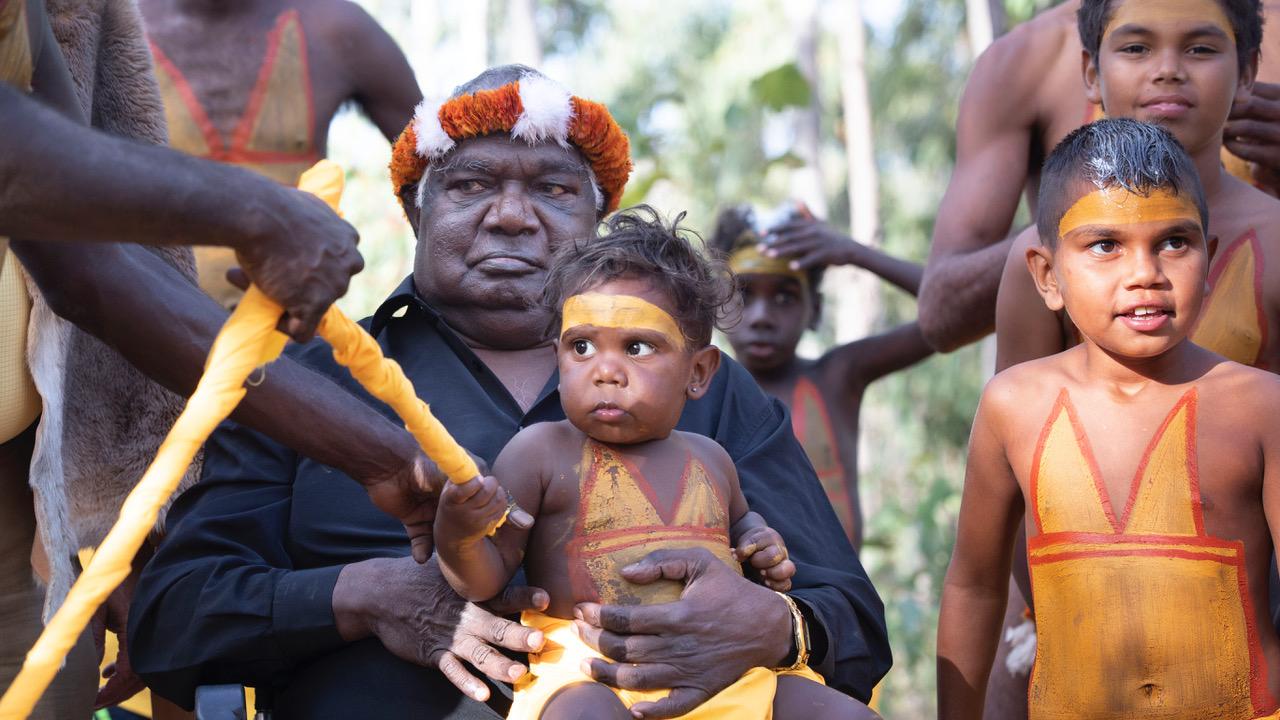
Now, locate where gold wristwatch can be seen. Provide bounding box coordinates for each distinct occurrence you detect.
[774,591,811,671]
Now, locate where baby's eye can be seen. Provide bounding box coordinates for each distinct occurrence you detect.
[1088,240,1118,256]
[626,341,656,357]
[573,339,596,357]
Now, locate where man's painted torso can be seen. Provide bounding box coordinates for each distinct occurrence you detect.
[149,8,318,306]
[1026,388,1277,719]
[0,0,40,445]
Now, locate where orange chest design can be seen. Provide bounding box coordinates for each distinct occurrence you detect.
[1026,388,1275,719]
[1192,231,1268,369]
[789,377,854,532]
[150,9,319,186]
[566,440,736,606]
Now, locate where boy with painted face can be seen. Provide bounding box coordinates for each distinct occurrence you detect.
[433,208,877,720]
[999,0,1278,372]
[711,207,932,549]
[939,118,1280,719]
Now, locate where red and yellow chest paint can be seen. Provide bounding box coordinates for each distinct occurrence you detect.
[1026,388,1277,719]
[150,9,320,307]
[790,377,856,541]
[1192,230,1268,368]
[566,439,737,605]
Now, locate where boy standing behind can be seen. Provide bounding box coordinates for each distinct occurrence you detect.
[939,119,1280,719]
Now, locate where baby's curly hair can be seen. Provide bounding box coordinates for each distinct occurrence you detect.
[542,205,735,349]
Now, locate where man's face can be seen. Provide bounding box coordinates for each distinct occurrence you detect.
[725,273,814,374]
[1084,0,1253,154]
[557,276,719,445]
[413,134,598,329]
[1030,184,1209,359]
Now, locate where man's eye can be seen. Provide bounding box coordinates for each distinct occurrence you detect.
[626,341,656,357]
[454,179,487,193]
[1088,240,1118,256]
[573,339,596,356]
[542,183,568,196]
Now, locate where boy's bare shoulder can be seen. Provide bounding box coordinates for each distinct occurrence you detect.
[1196,357,1280,416]
[980,353,1075,430]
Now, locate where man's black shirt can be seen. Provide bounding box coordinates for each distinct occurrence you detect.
[129,277,890,715]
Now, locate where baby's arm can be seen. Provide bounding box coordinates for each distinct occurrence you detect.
[720,448,796,592]
[435,425,548,602]
[936,379,1024,720]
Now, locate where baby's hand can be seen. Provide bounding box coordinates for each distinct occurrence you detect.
[732,521,796,592]
[436,475,511,547]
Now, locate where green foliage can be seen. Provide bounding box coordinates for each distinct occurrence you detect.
[749,63,812,110]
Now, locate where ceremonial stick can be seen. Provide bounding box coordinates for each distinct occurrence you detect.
[0,161,505,718]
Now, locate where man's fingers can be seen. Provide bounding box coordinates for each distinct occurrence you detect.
[407,527,433,564]
[1224,137,1280,167]
[283,311,320,344]
[225,267,251,291]
[575,601,672,636]
[629,687,712,720]
[433,650,490,702]
[574,622,665,663]
[583,658,672,691]
[455,635,529,683]
[485,584,551,619]
[1225,118,1280,144]
[620,548,717,585]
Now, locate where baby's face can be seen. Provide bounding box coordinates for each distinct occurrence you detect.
[557,277,701,445]
[1048,184,1209,358]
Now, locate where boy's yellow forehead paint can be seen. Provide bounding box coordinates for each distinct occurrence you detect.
[1058,186,1201,239]
[1104,0,1234,41]
[561,293,686,350]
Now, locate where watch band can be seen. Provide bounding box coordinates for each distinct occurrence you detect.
[774,591,811,671]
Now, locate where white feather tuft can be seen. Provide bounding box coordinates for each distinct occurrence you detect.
[413,98,454,159]
[512,74,573,148]
[1003,618,1037,677]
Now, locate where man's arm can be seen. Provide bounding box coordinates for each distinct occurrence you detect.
[937,381,1024,719]
[327,0,423,141]
[919,33,1043,352]
[0,82,362,340]
[995,229,1068,372]
[11,240,442,557]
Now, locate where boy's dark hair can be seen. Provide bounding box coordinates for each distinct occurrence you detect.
[543,205,734,348]
[1078,0,1263,75]
[709,205,826,291]
[1036,118,1208,245]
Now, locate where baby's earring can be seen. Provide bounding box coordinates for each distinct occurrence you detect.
[690,385,699,393]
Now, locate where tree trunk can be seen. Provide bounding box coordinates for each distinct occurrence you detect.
[965,0,1007,56]
[457,0,490,78]
[789,0,827,218]
[833,0,880,343]
[503,0,542,67]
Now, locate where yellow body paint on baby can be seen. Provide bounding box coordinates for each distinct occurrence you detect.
[561,293,686,350]
[729,244,809,288]
[1104,0,1235,42]
[1058,186,1201,239]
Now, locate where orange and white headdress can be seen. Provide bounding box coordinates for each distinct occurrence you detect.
[390,73,632,214]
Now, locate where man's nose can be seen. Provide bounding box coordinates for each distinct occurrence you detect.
[484,182,540,236]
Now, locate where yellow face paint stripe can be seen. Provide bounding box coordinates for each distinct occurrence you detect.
[1104,0,1235,42]
[561,293,686,350]
[1058,187,1201,240]
[728,244,810,287]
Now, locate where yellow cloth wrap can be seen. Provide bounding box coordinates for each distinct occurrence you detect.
[509,611,823,720]
[0,160,492,717]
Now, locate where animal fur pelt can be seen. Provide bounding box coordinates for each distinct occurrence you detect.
[26,0,198,621]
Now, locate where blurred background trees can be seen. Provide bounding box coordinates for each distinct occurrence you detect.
[328,1,1055,715]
